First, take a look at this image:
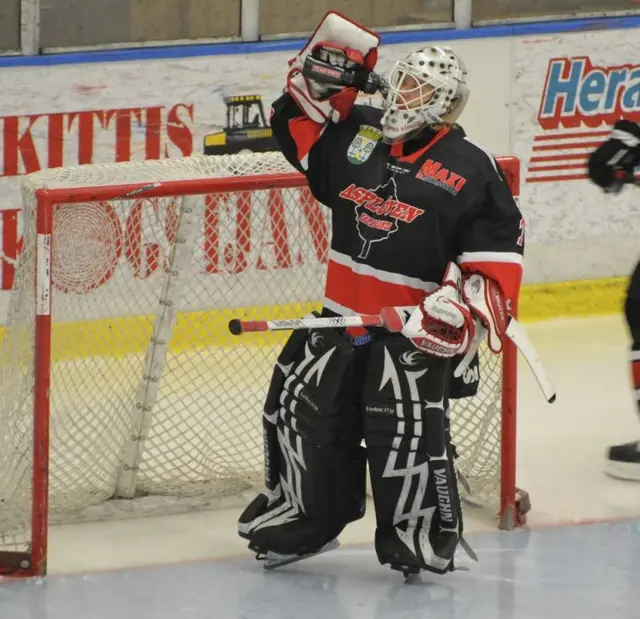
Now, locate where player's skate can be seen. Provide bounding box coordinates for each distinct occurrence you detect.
[375,523,477,582]
[375,526,436,581]
[605,440,640,481]
[238,489,349,567]
[256,538,340,570]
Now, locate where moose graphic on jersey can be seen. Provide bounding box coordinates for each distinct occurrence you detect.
[339,178,425,259]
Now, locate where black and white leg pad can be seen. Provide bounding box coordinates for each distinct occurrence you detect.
[363,336,464,575]
[238,326,366,557]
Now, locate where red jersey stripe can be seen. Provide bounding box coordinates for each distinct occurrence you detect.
[324,258,433,314]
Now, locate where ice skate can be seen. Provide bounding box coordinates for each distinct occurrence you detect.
[605,440,640,481]
[255,538,340,570]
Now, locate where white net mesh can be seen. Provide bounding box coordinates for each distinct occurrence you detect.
[0,152,509,561]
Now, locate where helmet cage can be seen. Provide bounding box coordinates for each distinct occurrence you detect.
[381,47,468,142]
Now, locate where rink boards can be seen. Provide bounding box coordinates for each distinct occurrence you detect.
[0,275,627,362]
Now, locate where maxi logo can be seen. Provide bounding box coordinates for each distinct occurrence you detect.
[415,159,467,195]
[339,178,424,259]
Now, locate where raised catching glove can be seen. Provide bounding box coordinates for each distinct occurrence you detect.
[286,12,379,124]
[588,120,640,193]
[401,262,476,358]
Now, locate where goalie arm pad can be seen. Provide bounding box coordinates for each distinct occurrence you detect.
[456,147,524,315]
[285,11,379,124]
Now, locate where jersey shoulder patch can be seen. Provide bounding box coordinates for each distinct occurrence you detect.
[347,124,384,165]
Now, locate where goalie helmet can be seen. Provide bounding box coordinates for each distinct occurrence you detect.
[381,46,470,142]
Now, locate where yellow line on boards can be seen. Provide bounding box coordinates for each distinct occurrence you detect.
[0,277,628,361]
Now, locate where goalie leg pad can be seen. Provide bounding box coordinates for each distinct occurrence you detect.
[238,327,366,556]
[448,349,480,399]
[362,335,463,574]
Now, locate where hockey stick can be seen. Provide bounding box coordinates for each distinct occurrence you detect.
[504,318,556,403]
[228,313,386,334]
[228,308,556,403]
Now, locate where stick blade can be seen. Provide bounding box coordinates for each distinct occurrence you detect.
[505,318,556,403]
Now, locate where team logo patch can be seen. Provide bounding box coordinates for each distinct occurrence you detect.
[347,125,383,165]
[339,178,424,259]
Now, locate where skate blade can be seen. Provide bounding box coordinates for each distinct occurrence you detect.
[260,538,340,570]
[604,460,640,482]
[389,563,422,583]
[460,537,478,563]
[403,570,422,584]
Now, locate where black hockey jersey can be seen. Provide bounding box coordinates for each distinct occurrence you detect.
[271,93,524,321]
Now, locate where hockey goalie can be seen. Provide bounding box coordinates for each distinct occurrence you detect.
[237,11,524,577]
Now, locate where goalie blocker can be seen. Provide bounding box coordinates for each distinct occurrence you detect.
[237,326,465,575]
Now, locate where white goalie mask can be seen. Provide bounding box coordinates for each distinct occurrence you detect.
[381,46,470,142]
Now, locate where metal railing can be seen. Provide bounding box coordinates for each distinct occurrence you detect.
[6,0,640,56]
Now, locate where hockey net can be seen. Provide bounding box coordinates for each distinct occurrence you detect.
[0,151,519,576]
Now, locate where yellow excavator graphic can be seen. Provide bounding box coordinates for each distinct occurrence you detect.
[203,95,278,155]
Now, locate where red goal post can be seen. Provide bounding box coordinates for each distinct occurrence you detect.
[0,152,520,577]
